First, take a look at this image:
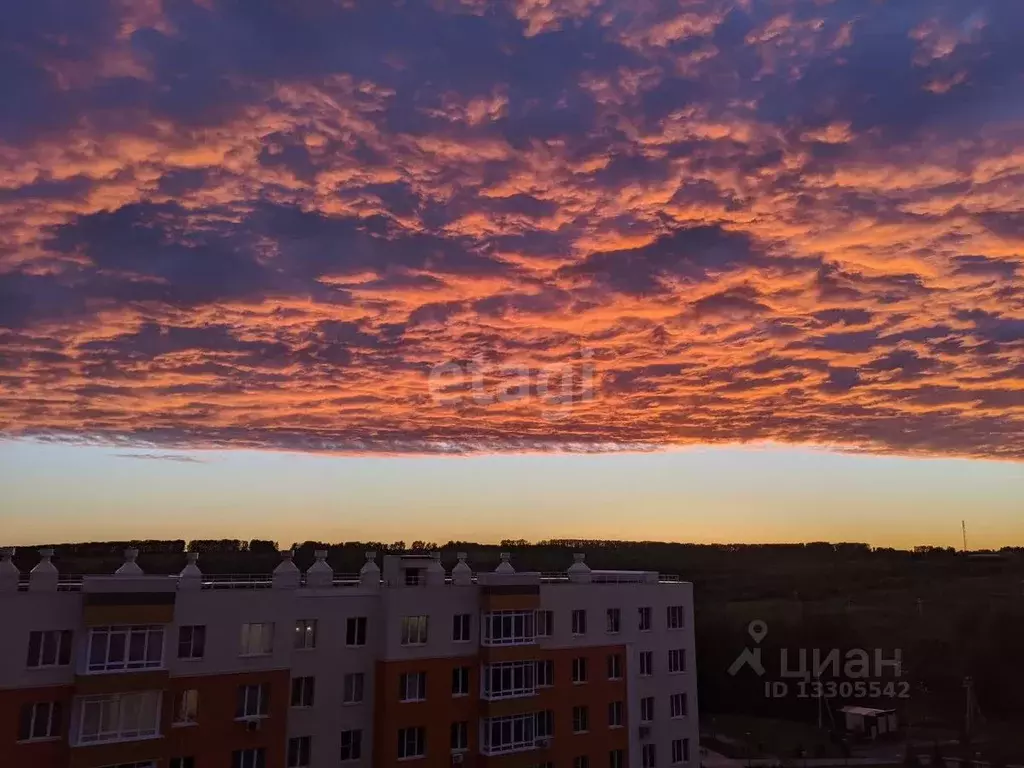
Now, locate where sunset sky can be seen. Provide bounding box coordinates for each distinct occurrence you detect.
[1,0,1022,547]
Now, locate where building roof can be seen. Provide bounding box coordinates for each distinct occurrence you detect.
[839,706,896,716]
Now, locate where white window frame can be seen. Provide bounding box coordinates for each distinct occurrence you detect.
[482,660,536,700]
[668,648,687,673]
[571,609,587,636]
[172,689,198,726]
[76,691,162,745]
[639,650,653,676]
[670,692,688,718]
[452,666,471,697]
[643,743,657,768]
[291,676,315,708]
[606,608,621,633]
[536,659,554,687]
[536,610,554,637]
[480,713,537,755]
[342,729,362,761]
[233,748,266,768]
[667,605,685,630]
[239,623,274,657]
[346,616,367,646]
[611,749,626,768]
[481,610,535,646]
[27,629,72,668]
[86,626,164,673]
[18,701,62,742]
[572,656,588,684]
[640,696,654,723]
[237,683,269,719]
[293,619,317,650]
[340,729,362,761]
[638,606,652,632]
[572,705,589,734]
[574,757,590,768]
[287,735,311,768]
[608,700,623,728]
[672,738,690,764]
[398,726,426,759]
[452,613,472,642]
[342,672,364,704]
[401,616,429,646]
[400,671,426,702]
[177,625,205,660]
[451,720,469,752]
[607,653,622,680]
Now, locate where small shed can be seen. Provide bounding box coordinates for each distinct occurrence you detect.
[839,706,898,739]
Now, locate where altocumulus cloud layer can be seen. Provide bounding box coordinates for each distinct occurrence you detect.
[0,0,1022,457]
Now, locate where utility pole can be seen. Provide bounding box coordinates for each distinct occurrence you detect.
[961,521,967,553]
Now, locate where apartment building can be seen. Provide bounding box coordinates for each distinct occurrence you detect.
[0,547,698,768]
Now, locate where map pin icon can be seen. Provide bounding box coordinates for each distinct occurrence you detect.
[748,620,768,644]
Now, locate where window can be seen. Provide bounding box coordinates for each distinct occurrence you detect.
[18,701,62,741]
[26,630,72,668]
[608,700,623,727]
[572,705,589,733]
[346,616,367,646]
[670,692,688,718]
[236,683,269,719]
[171,759,195,768]
[401,616,429,645]
[639,650,653,676]
[482,610,535,646]
[536,610,554,636]
[669,648,687,673]
[291,676,314,708]
[452,666,470,696]
[400,672,426,702]
[287,736,311,768]
[607,653,622,679]
[571,609,587,635]
[453,613,471,642]
[172,689,198,725]
[342,672,364,704]
[638,606,652,632]
[87,626,164,673]
[239,623,273,656]
[536,659,554,687]
[483,660,536,699]
[451,721,469,751]
[643,744,657,768]
[232,749,266,768]
[77,691,161,744]
[667,606,685,630]
[572,656,588,683]
[340,729,362,761]
[536,710,553,738]
[640,696,654,722]
[294,619,317,650]
[606,608,620,633]
[398,726,426,759]
[672,738,690,764]
[177,626,205,660]
[610,750,625,768]
[575,757,590,768]
[405,568,423,586]
[481,713,538,755]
